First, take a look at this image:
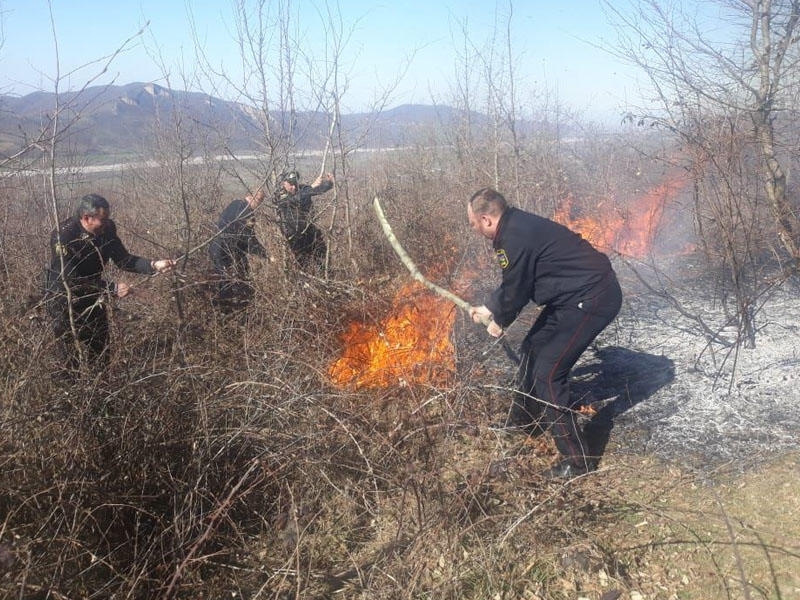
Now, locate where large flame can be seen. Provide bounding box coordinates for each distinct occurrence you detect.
[329,281,456,389]
[553,174,688,258]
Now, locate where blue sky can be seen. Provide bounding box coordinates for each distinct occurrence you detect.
[0,0,643,119]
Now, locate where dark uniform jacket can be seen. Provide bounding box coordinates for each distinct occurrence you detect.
[486,207,615,328]
[209,199,267,274]
[46,216,155,298]
[274,180,333,240]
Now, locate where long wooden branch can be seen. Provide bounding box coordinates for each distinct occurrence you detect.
[373,196,488,323]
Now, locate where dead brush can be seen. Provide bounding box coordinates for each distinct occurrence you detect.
[0,208,665,599]
[0,259,363,597]
[3,161,796,599]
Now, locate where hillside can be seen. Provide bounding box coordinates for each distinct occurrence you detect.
[0,83,486,162]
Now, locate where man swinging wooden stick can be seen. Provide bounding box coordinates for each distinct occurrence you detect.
[375,190,623,480]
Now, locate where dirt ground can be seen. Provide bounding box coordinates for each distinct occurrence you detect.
[426,407,800,600]
[564,449,800,600]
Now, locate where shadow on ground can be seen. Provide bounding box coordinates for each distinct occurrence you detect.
[571,345,676,460]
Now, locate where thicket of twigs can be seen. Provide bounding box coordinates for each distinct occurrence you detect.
[0,144,575,598]
[1,140,798,599]
[0,159,531,598]
[5,0,800,592]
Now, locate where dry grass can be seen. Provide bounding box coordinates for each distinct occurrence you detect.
[1,166,799,599]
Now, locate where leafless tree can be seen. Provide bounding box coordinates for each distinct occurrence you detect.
[446,3,525,194]
[443,1,580,213]
[306,1,412,271]
[189,0,411,277]
[607,0,800,347]
[5,2,149,367]
[0,2,5,55]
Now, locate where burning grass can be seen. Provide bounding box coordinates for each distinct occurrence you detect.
[328,280,457,389]
[4,266,798,598]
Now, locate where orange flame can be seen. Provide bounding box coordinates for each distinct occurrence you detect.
[553,174,688,258]
[328,281,456,389]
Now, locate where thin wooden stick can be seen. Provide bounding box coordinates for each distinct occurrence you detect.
[373,196,488,324]
[318,115,338,179]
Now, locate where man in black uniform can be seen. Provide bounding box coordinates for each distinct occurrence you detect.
[45,193,175,372]
[467,187,622,479]
[209,186,269,312]
[273,170,334,271]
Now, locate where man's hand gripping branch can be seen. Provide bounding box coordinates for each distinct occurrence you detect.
[469,305,503,338]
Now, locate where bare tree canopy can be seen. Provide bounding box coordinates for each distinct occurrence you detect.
[606,0,800,265]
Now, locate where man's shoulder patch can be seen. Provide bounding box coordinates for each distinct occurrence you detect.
[495,249,509,269]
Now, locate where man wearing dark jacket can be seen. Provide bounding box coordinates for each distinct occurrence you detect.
[45,193,175,371]
[273,170,334,271]
[468,187,622,479]
[209,187,269,312]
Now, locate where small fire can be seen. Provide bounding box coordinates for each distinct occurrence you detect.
[328,281,456,389]
[553,174,688,258]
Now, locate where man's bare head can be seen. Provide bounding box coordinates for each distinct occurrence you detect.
[469,187,507,218]
[467,187,507,240]
[77,193,111,234]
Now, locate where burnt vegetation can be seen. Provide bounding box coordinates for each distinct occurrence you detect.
[2,1,800,598]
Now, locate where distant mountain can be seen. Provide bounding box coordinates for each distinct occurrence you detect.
[0,82,482,162]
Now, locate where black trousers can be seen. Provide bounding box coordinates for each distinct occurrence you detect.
[48,293,110,372]
[512,274,622,467]
[285,223,326,271]
[211,278,255,313]
[210,253,254,313]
